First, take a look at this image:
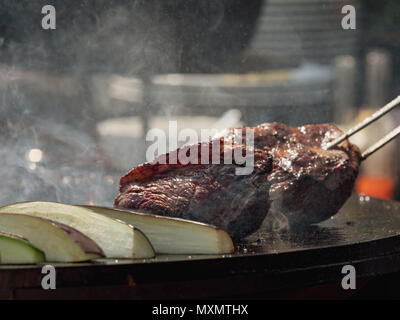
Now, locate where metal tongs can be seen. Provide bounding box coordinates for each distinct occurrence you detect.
[325,95,400,160]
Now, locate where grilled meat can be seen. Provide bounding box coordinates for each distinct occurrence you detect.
[115,122,361,239]
[224,123,361,230]
[115,142,272,239]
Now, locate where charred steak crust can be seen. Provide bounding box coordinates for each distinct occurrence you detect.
[115,141,272,239]
[227,123,361,229]
[115,123,361,239]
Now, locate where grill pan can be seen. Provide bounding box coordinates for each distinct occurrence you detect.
[1,194,400,299]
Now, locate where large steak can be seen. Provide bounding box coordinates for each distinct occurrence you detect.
[115,122,361,239]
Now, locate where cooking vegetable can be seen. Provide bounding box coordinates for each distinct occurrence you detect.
[80,205,234,255]
[0,202,155,259]
[0,232,45,264]
[0,214,102,262]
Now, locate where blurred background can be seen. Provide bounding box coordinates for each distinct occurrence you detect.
[0,0,399,206]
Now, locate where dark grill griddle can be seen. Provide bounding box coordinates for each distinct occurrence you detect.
[1,194,400,299]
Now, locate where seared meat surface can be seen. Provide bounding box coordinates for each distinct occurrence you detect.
[115,142,272,239]
[115,122,361,239]
[224,123,361,230]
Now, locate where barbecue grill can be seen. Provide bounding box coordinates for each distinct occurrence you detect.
[2,194,400,299]
[0,0,400,302]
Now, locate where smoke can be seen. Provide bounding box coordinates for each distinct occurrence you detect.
[0,1,180,206]
[0,0,261,206]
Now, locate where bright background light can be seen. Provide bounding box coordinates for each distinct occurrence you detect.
[27,148,43,163]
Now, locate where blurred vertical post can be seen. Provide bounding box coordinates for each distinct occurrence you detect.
[333,55,357,124]
[355,49,397,200]
[365,49,392,108]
